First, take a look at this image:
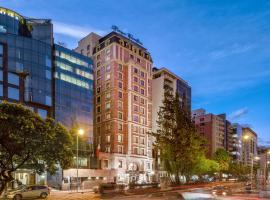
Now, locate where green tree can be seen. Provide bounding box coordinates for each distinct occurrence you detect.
[152,89,206,184]
[213,148,231,179]
[192,156,220,182]
[0,102,73,194]
[228,162,250,181]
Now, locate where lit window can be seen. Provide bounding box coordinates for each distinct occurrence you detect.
[45,96,52,106]
[118,112,123,120]
[8,73,19,86]
[106,92,111,100]
[8,87,19,100]
[105,102,111,110]
[118,134,123,143]
[106,65,111,72]
[118,160,123,168]
[103,160,109,168]
[106,74,110,80]
[106,113,111,119]
[106,135,111,142]
[46,70,51,80]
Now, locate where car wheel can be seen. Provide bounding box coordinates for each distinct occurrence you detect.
[13,194,22,200]
[40,192,48,199]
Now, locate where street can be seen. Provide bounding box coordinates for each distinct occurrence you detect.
[44,182,270,200]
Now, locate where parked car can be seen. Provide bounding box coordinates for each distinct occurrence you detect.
[211,185,232,196]
[5,185,50,200]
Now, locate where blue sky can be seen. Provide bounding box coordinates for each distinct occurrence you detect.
[1,0,270,145]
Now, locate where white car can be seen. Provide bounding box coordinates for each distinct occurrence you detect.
[6,185,50,200]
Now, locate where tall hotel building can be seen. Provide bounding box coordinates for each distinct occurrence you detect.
[76,31,154,183]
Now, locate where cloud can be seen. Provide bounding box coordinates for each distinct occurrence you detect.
[209,43,254,60]
[53,21,106,39]
[229,108,249,120]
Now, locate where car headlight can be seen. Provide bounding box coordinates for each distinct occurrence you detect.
[222,191,227,196]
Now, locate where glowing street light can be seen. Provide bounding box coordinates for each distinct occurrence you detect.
[76,128,84,192]
[243,135,250,140]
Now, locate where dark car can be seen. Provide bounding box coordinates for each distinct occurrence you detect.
[212,185,232,196]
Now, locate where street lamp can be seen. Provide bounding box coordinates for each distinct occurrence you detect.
[77,128,84,192]
[251,155,260,191]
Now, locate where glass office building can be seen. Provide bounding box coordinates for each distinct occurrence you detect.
[0,7,53,118]
[54,44,94,139]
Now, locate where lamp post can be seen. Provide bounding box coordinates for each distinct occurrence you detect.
[251,155,260,191]
[77,129,84,192]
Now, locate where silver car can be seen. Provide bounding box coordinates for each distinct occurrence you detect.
[6,185,50,200]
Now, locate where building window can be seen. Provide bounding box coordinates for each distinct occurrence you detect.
[118,160,123,168]
[106,82,110,89]
[106,65,111,72]
[87,44,90,50]
[97,87,101,94]
[118,82,122,89]
[140,148,145,155]
[118,91,123,99]
[46,70,51,80]
[133,115,139,122]
[133,95,138,101]
[140,80,145,86]
[118,134,123,143]
[45,56,51,68]
[106,74,110,81]
[134,136,139,143]
[105,102,111,110]
[106,113,111,119]
[118,112,123,120]
[106,123,111,131]
[0,84,3,97]
[103,160,109,168]
[133,85,138,92]
[140,137,145,145]
[38,109,47,119]
[8,73,19,86]
[97,70,101,77]
[118,73,123,80]
[118,101,123,110]
[133,76,138,83]
[118,145,123,154]
[105,146,110,153]
[106,135,111,143]
[137,58,141,63]
[133,67,138,74]
[134,105,139,112]
[141,89,145,95]
[118,64,123,71]
[45,96,52,106]
[97,78,101,85]
[97,106,101,113]
[140,107,145,114]
[97,116,101,123]
[0,70,3,81]
[8,87,19,100]
[133,147,138,155]
[96,96,101,103]
[106,92,111,100]
[140,98,145,105]
[118,123,123,131]
[140,71,145,77]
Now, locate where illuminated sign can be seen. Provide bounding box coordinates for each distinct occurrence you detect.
[111,25,143,46]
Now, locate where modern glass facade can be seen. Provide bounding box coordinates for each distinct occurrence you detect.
[54,44,94,139]
[0,7,53,117]
[176,79,191,112]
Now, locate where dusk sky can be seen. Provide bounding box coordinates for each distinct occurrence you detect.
[1,0,269,145]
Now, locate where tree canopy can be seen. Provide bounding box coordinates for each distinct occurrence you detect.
[152,89,206,183]
[0,102,74,194]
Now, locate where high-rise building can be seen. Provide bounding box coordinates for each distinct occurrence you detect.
[192,109,225,157]
[242,127,258,165]
[0,7,94,187]
[152,67,191,133]
[76,30,154,183]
